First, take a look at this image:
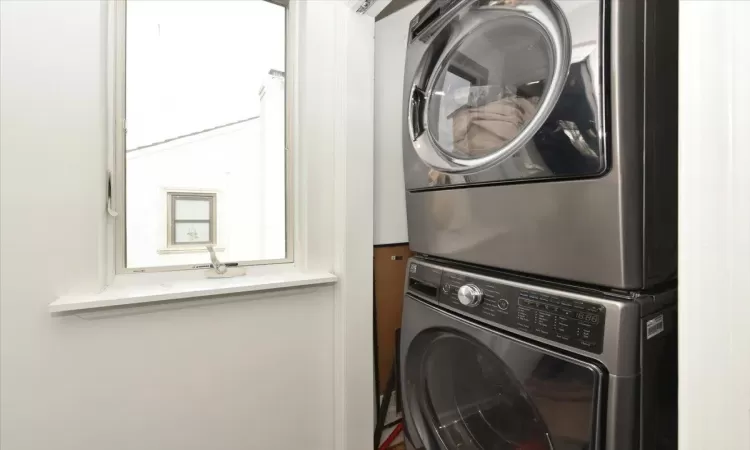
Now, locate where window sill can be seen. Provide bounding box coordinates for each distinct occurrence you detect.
[156,246,225,255]
[49,265,337,313]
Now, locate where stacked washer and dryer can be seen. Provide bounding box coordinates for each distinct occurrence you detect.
[397,0,677,449]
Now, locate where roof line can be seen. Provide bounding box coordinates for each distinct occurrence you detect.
[126,115,260,153]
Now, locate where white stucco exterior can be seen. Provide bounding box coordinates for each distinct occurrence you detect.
[126,73,286,269]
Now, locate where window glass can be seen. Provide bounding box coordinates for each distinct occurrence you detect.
[124,0,288,269]
[174,222,211,244]
[174,199,210,221]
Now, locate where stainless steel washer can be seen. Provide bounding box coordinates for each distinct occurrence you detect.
[400,258,677,449]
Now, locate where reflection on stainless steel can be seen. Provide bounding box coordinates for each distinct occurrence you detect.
[556,120,598,158]
[546,433,554,449]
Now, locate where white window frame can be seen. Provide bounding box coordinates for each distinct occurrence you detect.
[165,191,217,249]
[156,188,226,255]
[111,0,294,274]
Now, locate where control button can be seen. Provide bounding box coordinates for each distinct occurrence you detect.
[442,283,452,294]
[498,299,509,311]
[457,284,483,307]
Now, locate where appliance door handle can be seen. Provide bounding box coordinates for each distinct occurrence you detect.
[408,86,426,141]
[409,0,572,175]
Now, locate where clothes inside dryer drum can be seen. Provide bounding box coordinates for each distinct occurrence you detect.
[451,96,540,158]
[426,18,551,160]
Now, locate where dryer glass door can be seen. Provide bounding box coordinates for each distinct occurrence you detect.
[406,0,605,189]
[410,330,601,450]
[427,16,553,162]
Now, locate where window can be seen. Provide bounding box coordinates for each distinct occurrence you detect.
[167,192,217,248]
[115,0,291,272]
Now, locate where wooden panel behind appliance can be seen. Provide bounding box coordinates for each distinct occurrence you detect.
[374,244,413,394]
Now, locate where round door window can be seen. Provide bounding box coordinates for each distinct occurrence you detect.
[420,333,552,450]
[427,15,555,160]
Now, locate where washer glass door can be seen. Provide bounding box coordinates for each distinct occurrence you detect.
[411,330,601,449]
[405,0,605,189]
[427,16,553,162]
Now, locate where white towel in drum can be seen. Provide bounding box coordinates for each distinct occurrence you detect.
[451,96,540,157]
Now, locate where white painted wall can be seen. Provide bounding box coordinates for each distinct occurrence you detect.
[331,5,376,448]
[679,1,750,448]
[0,1,372,449]
[373,1,426,245]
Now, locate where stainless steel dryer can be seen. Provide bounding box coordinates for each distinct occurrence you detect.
[402,0,678,289]
[400,258,677,450]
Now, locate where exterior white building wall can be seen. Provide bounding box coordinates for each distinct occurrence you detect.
[126,74,286,269]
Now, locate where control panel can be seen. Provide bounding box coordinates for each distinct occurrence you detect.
[409,262,607,354]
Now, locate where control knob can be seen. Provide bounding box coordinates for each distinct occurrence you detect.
[457,284,483,307]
